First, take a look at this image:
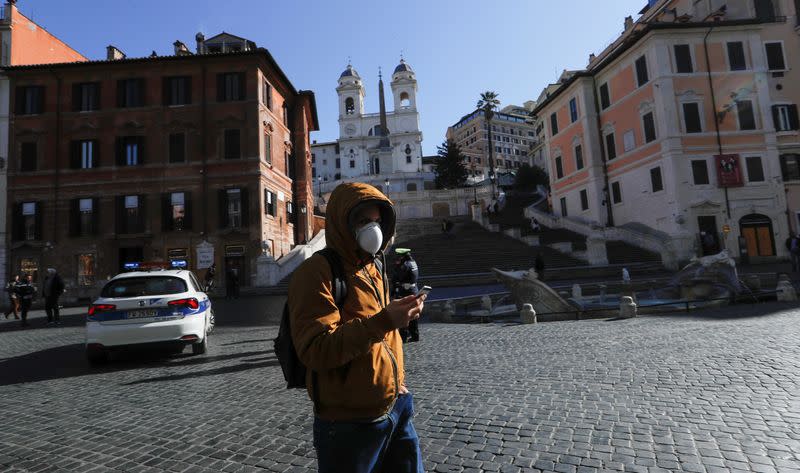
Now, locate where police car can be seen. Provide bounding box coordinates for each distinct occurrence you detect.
[86,267,214,364]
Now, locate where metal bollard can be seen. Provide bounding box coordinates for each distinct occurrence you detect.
[619,296,637,318]
[520,303,537,324]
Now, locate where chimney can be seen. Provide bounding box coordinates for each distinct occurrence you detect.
[195,32,205,54]
[173,40,191,56]
[624,15,634,30]
[589,53,596,63]
[106,45,126,61]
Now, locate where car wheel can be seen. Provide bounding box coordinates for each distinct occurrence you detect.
[192,335,208,355]
[86,347,108,365]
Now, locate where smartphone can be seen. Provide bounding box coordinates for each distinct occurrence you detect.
[416,286,432,298]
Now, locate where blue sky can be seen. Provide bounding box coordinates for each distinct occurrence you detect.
[25,0,646,155]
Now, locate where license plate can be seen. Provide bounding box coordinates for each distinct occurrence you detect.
[127,309,159,319]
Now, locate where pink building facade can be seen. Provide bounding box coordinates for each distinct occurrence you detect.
[534,0,800,262]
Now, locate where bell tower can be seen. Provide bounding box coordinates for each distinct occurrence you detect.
[390,58,417,111]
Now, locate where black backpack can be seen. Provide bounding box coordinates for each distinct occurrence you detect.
[274,248,347,389]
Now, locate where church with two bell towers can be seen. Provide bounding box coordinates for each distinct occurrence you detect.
[311,59,425,192]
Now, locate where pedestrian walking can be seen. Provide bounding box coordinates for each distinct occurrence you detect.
[43,268,65,325]
[393,248,421,343]
[4,275,21,320]
[288,182,426,473]
[17,274,36,328]
[204,263,216,292]
[534,254,545,280]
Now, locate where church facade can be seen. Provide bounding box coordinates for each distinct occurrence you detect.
[311,60,427,194]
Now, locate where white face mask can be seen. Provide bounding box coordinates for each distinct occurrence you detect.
[355,221,383,256]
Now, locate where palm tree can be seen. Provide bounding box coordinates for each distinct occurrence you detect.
[477,91,500,198]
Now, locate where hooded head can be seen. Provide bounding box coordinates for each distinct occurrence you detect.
[325,183,396,267]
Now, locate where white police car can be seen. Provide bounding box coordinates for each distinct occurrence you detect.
[86,269,214,364]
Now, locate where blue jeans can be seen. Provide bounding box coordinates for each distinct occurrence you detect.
[313,393,423,473]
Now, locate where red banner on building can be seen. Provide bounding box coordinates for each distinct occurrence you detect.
[715,154,743,187]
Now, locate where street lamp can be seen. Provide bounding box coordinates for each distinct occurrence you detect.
[317,176,322,199]
[300,204,308,243]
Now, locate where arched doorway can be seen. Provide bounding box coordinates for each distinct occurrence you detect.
[740,214,775,257]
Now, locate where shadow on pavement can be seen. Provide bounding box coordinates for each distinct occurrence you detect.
[123,355,279,385]
[0,311,87,333]
[649,301,799,320]
[0,342,275,387]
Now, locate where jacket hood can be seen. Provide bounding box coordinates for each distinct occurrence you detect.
[325,183,395,267]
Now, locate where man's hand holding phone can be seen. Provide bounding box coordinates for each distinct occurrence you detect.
[384,286,431,329]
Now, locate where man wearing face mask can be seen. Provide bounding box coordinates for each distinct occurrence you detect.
[288,182,426,473]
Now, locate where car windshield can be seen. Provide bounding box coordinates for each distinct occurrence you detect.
[101,277,188,298]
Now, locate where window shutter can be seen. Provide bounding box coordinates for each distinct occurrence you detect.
[15,87,25,115]
[162,193,173,231]
[115,196,124,234]
[185,77,192,104]
[36,87,44,114]
[162,77,170,106]
[184,191,193,231]
[115,137,125,166]
[72,83,81,112]
[218,189,228,229]
[240,187,250,227]
[116,80,125,107]
[34,202,43,240]
[137,78,146,106]
[92,139,100,167]
[70,141,81,169]
[91,197,100,235]
[93,83,101,110]
[238,72,246,100]
[264,189,269,215]
[789,105,800,130]
[12,203,23,241]
[69,199,80,237]
[772,105,781,131]
[216,73,225,102]
[138,194,147,233]
[137,136,145,165]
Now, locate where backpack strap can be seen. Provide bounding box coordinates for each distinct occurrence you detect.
[316,247,347,309]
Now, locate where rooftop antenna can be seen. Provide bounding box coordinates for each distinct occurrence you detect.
[347,55,351,67]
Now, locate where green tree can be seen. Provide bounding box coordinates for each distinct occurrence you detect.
[476,91,500,196]
[514,163,549,190]
[434,139,469,189]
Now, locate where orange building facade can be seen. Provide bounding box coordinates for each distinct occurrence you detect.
[6,33,318,299]
[0,0,88,290]
[534,0,800,262]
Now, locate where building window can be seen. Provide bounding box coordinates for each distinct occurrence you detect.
[286,151,294,179]
[555,156,564,179]
[737,100,756,130]
[217,72,245,101]
[20,142,37,172]
[674,44,693,73]
[623,130,636,152]
[70,198,97,237]
[599,83,610,110]
[772,104,799,131]
[117,195,144,234]
[335,158,341,168]
[682,103,702,133]
[642,112,656,143]
[580,189,589,211]
[21,202,38,240]
[350,160,355,168]
[73,82,100,111]
[286,201,294,224]
[780,153,800,181]
[264,133,272,163]
[605,132,617,160]
[169,133,185,163]
[691,160,710,185]
[71,140,97,169]
[345,97,355,115]
[635,55,649,86]
[165,192,187,231]
[283,104,289,125]
[164,76,191,106]
[611,182,622,204]
[262,80,272,109]
[550,112,559,135]
[264,189,276,216]
[15,86,44,115]
[117,78,145,107]
[745,156,765,182]
[765,42,786,71]
[224,129,240,160]
[116,136,144,166]
[226,189,242,228]
[650,167,663,192]
[77,254,95,287]
[560,197,568,217]
[727,42,746,71]
[569,98,578,123]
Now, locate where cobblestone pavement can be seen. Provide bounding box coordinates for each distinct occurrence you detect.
[1,302,800,472]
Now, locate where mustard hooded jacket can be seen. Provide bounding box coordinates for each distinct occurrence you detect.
[288,183,404,421]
